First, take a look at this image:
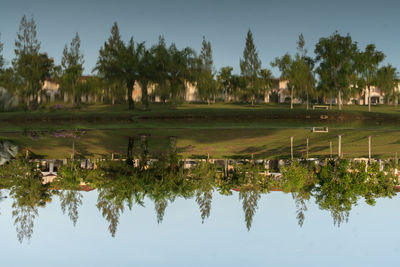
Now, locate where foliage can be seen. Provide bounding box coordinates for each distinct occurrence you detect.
[60,33,85,104]
[13,15,54,107]
[377,64,398,105]
[197,36,217,104]
[95,22,139,110]
[240,30,264,106]
[314,32,358,110]
[355,44,385,111]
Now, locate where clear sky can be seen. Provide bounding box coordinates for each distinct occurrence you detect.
[0,0,399,76]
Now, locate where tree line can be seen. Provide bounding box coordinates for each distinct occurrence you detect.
[0,15,398,111]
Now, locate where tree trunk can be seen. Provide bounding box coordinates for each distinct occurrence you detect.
[127,80,135,110]
[306,90,309,110]
[338,89,342,111]
[368,85,371,112]
[141,80,149,109]
[290,86,293,109]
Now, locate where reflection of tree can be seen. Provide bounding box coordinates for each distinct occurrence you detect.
[313,160,384,226]
[1,159,52,243]
[314,160,355,226]
[154,199,168,224]
[54,162,85,226]
[168,136,179,170]
[60,190,83,226]
[3,133,400,242]
[126,137,134,166]
[0,190,4,214]
[292,193,307,227]
[239,190,260,231]
[191,162,216,223]
[138,135,149,170]
[97,189,125,237]
[280,162,315,227]
[95,182,145,237]
[196,190,212,223]
[54,161,85,190]
[89,161,145,237]
[12,205,38,243]
[11,178,50,243]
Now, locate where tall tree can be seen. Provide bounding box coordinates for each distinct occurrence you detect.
[240,29,262,106]
[136,43,156,109]
[152,36,170,103]
[165,43,197,107]
[294,34,315,110]
[217,66,233,102]
[377,64,398,106]
[271,53,296,108]
[61,32,85,104]
[197,36,217,104]
[14,15,53,107]
[0,33,4,71]
[356,44,385,111]
[314,32,358,111]
[95,22,139,110]
[259,68,274,103]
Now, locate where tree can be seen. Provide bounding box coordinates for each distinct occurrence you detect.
[239,189,260,231]
[217,66,233,102]
[294,34,315,110]
[0,35,23,95]
[136,43,155,109]
[61,32,85,104]
[95,22,139,110]
[356,44,385,111]
[259,68,274,103]
[14,15,53,107]
[377,64,398,106]
[0,159,51,243]
[165,43,197,107]
[0,33,4,71]
[314,32,358,110]
[271,53,296,108]
[240,29,262,106]
[197,36,217,104]
[151,36,168,102]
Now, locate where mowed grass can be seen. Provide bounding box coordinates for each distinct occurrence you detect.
[2,128,400,159]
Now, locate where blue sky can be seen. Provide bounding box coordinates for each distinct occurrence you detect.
[0,0,399,76]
